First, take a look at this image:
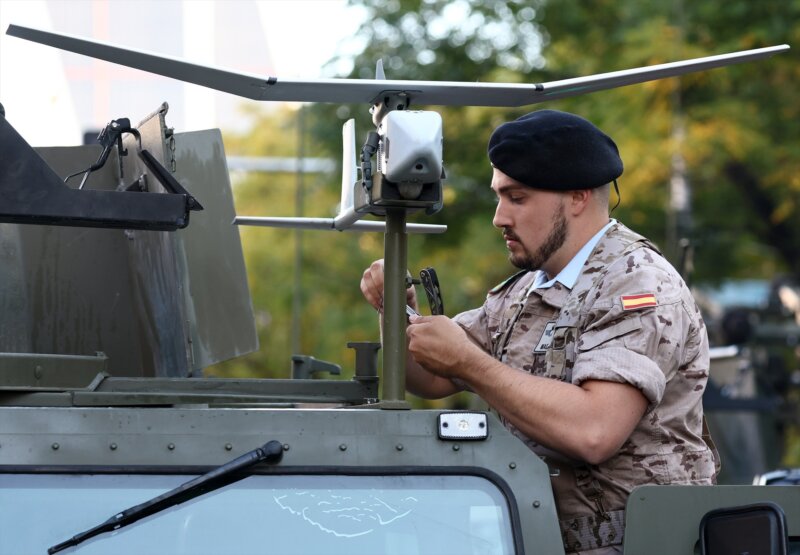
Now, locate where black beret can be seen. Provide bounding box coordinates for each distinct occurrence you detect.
[487,110,623,190]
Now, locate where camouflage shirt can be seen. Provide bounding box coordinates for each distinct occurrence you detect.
[453,222,718,552]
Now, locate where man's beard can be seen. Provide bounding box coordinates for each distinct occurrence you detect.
[506,204,567,272]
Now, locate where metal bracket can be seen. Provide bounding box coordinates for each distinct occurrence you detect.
[0,113,201,230]
[370,91,411,126]
[291,355,342,380]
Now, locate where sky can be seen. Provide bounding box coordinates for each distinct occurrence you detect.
[0,0,366,144]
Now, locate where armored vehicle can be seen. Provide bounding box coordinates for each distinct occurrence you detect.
[0,24,797,554]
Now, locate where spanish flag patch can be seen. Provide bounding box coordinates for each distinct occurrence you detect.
[621,293,657,311]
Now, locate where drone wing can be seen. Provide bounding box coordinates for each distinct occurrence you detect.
[6,24,789,107]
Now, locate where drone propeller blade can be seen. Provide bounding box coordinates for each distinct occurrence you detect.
[7,24,788,107]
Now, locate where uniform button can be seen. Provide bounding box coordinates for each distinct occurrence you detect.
[573,542,581,550]
[571,521,579,530]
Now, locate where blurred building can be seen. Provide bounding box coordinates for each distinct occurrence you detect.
[0,0,359,145]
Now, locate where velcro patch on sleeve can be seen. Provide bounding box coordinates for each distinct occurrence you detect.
[620,293,657,310]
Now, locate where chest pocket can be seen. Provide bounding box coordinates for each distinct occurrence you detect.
[542,326,578,382]
[576,315,642,352]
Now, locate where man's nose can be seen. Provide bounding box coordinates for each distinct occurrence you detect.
[493,200,510,229]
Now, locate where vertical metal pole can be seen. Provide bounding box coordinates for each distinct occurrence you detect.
[291,107,305,356]
[381,208,409,408]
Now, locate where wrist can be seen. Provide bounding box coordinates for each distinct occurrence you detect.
[451,340,492,382]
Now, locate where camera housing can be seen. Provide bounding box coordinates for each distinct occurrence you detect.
[355,110,444,216]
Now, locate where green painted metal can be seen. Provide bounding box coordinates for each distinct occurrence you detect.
[1,145,146,375]
[381,208,409,408]
[120,105,258,376]
[0,111,257,380]
[0,352,107,389]
[624,485,800,554]
[0,406,566,555]
[0,374,379,407]
[171,128,259,370]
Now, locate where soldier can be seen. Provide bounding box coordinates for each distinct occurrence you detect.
[361,110,719,554]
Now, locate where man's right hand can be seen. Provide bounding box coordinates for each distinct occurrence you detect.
[360,259,418,313]
[360,259,460,400]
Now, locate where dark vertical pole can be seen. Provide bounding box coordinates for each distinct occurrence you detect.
[291,106,305,356]
[381,208,409,408]
[668,0,693,266]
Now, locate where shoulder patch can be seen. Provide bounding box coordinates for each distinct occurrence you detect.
[489,270,528,295]
[621,293,657,310]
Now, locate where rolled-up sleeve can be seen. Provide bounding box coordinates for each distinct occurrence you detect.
[572,345,666,410]
[571,258,691,412]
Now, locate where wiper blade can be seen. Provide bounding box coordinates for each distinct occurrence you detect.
[49,440,284,554]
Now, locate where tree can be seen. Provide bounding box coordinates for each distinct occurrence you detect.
[310,0,799,283]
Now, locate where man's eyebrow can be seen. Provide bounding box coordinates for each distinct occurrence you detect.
[492,183,528,195]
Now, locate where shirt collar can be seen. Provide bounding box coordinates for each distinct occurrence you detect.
[532,219,615,290]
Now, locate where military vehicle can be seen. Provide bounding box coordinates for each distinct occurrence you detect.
[699,279,800,486]
[0,24,797,554]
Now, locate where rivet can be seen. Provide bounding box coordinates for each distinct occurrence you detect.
[395,444,404,451]
[51,443,60,450]
[282,443,290,451]
[339,444,347,451]
[34,365,43,380]
[533,500,541,508]
[452,444,460,451]
[442,422,449,428]
[479,422,485,428]
[509,462,517,469]
[224,443,233,451]
[167,443,175,451]
[109,443,118,451]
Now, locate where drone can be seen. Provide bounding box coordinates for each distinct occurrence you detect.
[4,24,790,234]
[2,23,789,405]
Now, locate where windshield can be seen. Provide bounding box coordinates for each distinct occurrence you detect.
[1,473,515,555]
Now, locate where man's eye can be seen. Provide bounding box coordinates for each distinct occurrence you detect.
[509,196,525,204]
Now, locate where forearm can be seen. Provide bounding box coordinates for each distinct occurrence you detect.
[404,314,646,462]
[463,354,593,457]
[406,352,462,399]
[455,350,646,464]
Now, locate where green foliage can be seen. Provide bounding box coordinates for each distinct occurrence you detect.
[304,0,800,285]
[210,106,384,378]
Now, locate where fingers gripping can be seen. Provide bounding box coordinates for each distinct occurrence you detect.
[360,259,418,312]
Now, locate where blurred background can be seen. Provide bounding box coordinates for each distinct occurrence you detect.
[1,0,798,481]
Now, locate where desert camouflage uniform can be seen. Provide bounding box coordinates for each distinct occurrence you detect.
[453,222,718,554]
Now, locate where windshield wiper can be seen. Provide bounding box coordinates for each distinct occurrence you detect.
[49,440,284,554]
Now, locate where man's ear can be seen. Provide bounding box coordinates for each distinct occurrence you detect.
[567,189,592,216]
